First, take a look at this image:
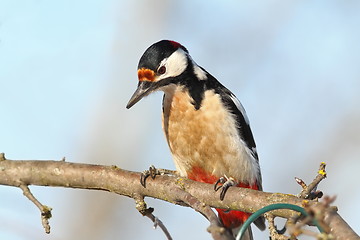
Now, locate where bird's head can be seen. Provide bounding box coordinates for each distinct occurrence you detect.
[126,40,204,109]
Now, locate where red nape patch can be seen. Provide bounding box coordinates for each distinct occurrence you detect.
[169,40,182,49]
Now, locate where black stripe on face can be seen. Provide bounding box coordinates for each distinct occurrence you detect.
[175,60,208,110]
[219,88,257,156]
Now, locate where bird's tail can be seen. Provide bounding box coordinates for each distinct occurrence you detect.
[217,208,265,240]
[232,224,253,240]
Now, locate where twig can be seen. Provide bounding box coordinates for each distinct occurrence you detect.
[134,194,173,240]
[285,196,336,239]
[171,186,233,240]
[264,213,288,240]
[303,196,336,235]
[19,184,52,233]
[279,162,329,239]
[287,214,316,239]
[296,162,327,199]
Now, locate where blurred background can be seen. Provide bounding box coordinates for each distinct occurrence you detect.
[0,1,359,239]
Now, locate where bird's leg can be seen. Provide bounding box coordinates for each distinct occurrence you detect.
[140,165,177,187]
[214,175,237,201]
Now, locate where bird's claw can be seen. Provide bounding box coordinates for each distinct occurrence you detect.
[140,165,157,187]
[140,165,176,187]
[214,176,236,200]
[214,177,226,191]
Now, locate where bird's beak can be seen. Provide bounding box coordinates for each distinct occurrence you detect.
[126,81,152,109]
[127,68,158,109]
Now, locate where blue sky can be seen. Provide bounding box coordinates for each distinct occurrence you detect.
[1,1,359,239]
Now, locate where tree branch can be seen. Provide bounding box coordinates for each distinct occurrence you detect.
[296,162,326,200]
[0,157,358,239]
[134,194,173,240]
[19,184,52,233]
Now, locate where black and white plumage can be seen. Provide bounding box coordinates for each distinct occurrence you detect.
[127,40,265,237]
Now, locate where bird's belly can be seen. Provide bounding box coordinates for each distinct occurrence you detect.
[162,89,255,184]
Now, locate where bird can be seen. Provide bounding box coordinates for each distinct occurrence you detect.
[126,40,265,239]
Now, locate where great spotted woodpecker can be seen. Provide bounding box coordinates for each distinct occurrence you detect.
[127,40,265,239]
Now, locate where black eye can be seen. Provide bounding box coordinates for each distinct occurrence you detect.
[157,65,166,75]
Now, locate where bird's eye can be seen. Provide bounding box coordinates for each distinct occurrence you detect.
[157,66,166,75]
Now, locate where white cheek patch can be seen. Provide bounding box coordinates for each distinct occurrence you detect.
[158,48,188,80]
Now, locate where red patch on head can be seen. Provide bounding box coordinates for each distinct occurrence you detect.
[169,40,182,49]
[138,68,155,82]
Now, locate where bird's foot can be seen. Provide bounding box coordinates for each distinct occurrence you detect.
[140,165,177,187]
[214,175,237,200]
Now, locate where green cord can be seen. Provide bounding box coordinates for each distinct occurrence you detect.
[236,203,325,240]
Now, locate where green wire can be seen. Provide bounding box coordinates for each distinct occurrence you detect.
[236,203,325,240]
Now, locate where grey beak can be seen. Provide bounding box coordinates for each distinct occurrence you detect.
[126,82,152,109]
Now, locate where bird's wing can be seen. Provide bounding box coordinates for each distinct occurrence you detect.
[220,89,259,160]
[220,89,266,231]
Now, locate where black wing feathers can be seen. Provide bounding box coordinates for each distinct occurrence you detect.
[219,88,258,158]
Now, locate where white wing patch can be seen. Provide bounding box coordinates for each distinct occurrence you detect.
[229,94,250,125]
